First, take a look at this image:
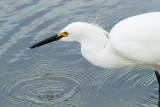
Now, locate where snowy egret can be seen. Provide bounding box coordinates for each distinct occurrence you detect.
[30,12,160,93]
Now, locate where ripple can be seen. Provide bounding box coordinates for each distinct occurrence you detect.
[0,73,75,105]
[0,63,96,106]
[94,67,159,106]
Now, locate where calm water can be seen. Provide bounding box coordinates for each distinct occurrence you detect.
[1,0,160,107]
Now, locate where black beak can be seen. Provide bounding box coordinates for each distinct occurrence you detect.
[30,34,62,49]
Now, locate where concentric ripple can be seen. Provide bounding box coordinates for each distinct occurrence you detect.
[0,55,96,106]
[94,67,159,107]
[1,69,93,106]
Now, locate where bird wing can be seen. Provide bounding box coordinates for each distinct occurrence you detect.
[109,12,160,64]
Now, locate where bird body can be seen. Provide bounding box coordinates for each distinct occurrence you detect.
[110,12,160,67]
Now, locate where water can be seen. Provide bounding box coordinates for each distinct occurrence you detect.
[0,0,160,107]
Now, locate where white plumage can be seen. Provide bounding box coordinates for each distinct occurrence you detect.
[58,12,160,69]
[31,12,160,92]
[110,12,160,67]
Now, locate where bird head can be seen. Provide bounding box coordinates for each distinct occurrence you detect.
[30,22,108,49]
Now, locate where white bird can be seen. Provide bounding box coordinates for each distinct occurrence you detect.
[30,12,160,93]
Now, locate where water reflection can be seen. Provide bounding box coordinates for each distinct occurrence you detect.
[1,0,160,106]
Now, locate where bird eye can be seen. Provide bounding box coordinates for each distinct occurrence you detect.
[64,32,68,35]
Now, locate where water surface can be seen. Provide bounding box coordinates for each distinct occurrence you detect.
[1,0,160,107]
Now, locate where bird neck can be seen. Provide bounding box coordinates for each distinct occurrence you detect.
[81,42,105,67]
[80,33,109,67]
[80,36,136,68]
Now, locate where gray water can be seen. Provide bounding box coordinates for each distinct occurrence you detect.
[0,0,160,107]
